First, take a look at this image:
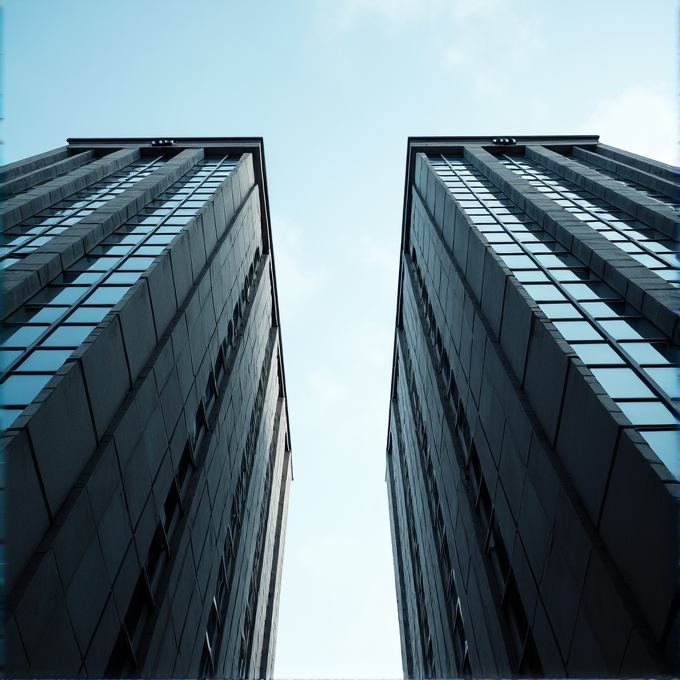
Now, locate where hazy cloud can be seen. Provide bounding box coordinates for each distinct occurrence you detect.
[579,84,676,165]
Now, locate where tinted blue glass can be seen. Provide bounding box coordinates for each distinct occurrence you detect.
[553,321,602,342]
[0,350,22,371]
[591,368,654,399]
[580,302,625,318]
[500,254,536,269]
[70,256,120,272]
[1,373,52,406]
[146,235,175,245]
[56,271,101,285]
[523,284,566,302]
[538,303,582,320]
[640,430,679,477]
[600,319,663,341]
[620,342,672,366]
[31,287,89,306]
[17,349,73,372]
[0,408,24,430]
[617,402,677,426]
[118,257,154,271]
[67,307,111,323]
[106,272,143,285]
[571,343,624,366]
[0,325,48,348]
[135,246,165,256]
[40,325,95,348]
[7,306,68,324]
[514,270,549,283]
[645,368,678,399]
[86,286,130,305]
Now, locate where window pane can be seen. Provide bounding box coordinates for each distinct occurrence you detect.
[500,254,537,269]
[645,367,678,399]
[40,325,96,348]
[117,257,155,271]
[86,286,130,305]
[579,301,626,318]
[106,272,143,285]
[514,270,549,283]
[640,430,679,477]
[538,303,583,320]
[1,373,52,406]
[620,342,673,366]
[0,408,24,430]
[563,282,618,300]
[523,284,566,302]
[571,343,625,366]
[69,256,120,272]
[617,401,677,426]
[7,306,68,324]
[0,325,48,348]
[591,368,654,399]
[17,349,73,372]
[0,350,22,371]
[553,321,602,342]
[67,307,112,323]
[600,319,664,342]
[30,286,89,306]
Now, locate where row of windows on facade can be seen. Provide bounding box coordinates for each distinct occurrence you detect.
[0,156,238,431]
[1,156,170,267]
[551,147,677,214]
[407,245,543,675]
[499,155,678,279]
[391,348,471,678]
[108,244,267,675]
[428,155,678,477]
[200,290,283,677]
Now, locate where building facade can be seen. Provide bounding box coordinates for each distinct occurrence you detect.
[3,138,292,678]
[386,136,678,677]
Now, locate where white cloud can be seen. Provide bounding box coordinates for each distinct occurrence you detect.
[578,84,676,165]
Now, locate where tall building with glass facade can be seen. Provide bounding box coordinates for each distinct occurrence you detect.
[386,136,678,677]
[3,137,292,678]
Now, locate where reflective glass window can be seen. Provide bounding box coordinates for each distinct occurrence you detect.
[67,307,112,323]
[538,303,583,320]
[620,342,673,366]
[86,286,130,306]
[522,284,567,302]
[645,367,678,399]
[590,368,655,399]
[617,402,677,426]
[0,325,48,348]
[553,321,602,342]
[17,349,73,372]
[40,325,96,348]
[571,343,625,366]
[640,431,679,476]
[1,373,52,405]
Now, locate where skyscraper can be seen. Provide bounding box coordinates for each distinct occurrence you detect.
[3,138,292,678]
[386,136,678,677]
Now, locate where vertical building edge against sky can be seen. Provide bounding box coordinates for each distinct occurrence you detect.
[386,135,679,678]
[2,137,292,678]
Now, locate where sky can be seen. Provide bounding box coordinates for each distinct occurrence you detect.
[3,1,677,677]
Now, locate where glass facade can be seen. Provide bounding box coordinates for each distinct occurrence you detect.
[0,155,238,430]
[499,155,680,285]
[428,154,678,477]
[0,156,167,268]
[565,151,678,213]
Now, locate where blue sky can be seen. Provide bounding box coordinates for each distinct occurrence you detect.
[4,1,676,677]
